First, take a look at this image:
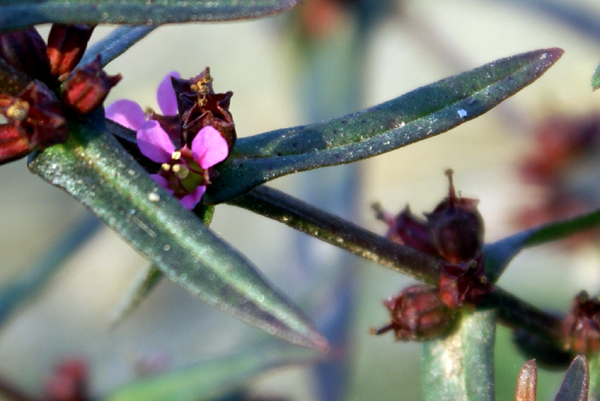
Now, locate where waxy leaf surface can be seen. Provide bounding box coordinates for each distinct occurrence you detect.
[485,205,600,282]
[422,310,496,401]
[79,25,156,69]
[28,110,328,351]
[554,355,589,401]
[204,48,563,204]
[0,0,297,31]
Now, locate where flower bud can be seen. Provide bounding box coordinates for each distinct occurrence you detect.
[563,291,600,355]
[171,68,236,149]
[425,169,484,264]
[61,56,121,115]
[0,27,52,84]
[374,204,439,257]
[439,254,492,309]
[372,284,456,341]
[0,80,68,164]
[0,124,31,164]
[47,24,95,81]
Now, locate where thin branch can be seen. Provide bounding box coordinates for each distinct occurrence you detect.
[229,185,567,345]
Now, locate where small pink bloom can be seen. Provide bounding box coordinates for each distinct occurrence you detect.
[105,71,229,210]
[137,120,175,164]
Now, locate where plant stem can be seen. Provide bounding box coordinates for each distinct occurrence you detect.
[228,185,441,284]
[229,185,567,344]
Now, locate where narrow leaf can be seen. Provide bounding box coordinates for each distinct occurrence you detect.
[485,205,600,282]
[422,310,496,401]
[554,355,589,401]
[515,360,537,401]
[0,0,298,31]
[78,26,156,69]
[111,263,162,326]
[112,205,214,325]
[204,48,563,203]
[104,348,321,401]
[593,62,600,91]
[588,354,600,401]
[28,110,328,351]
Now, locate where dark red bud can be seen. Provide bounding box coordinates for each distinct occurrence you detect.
[0,80,68,162]
[47,24,95,81]
[375,204,440,257]
[563,291,600,355]
[0,124,31,164]
[372,284,456,341]
[0,27,52,84]
[61,56,121,115]
[439,254,492,309]
[426,169,484,264]
[171,67,236,149]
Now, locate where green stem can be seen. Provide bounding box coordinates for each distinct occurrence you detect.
[228,185,441,284]
[422,310,496,401]
[590,354,600,401]
[229,185,567,346]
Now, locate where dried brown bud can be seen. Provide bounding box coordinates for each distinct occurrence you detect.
[425,169,484,264]
[47,24,95,81]
[61,56,121,115]
[0,80,68,164]
[0,27,52,84]
[439,254,492,309]
[171,67,236,149]
[563,291,600,355]
[372,284,456,341]
[374,204,439,257]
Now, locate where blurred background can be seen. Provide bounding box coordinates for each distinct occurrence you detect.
[2,0,600,399]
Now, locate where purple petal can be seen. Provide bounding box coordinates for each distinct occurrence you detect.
[150,174,174,194]
[137,120,175,164]
[180,185,206,210]
[105,99,146,130]
[157,71,181,116]
[191,126,229,169]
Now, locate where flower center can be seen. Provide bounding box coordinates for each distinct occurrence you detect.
[160,149,206,197]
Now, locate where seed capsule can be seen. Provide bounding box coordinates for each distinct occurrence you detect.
[372,284,456,341]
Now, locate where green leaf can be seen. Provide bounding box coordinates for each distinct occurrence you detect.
[554,355,589,401]
[422,310,496,401]
[0,0,298,31]
[204,48,563,204]
[589,354,600,400]
[485,205,600,282]
[28,110,328,351]
[112,205,214,325]
[104,347,321,401]
[79,26,156,69]
[592,61,600,91]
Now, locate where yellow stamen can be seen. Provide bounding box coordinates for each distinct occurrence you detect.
[161,163,171,172]
[6,99,29,121]
[172,151,181,161]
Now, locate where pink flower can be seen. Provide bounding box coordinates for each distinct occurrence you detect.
[106,72,229,210]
